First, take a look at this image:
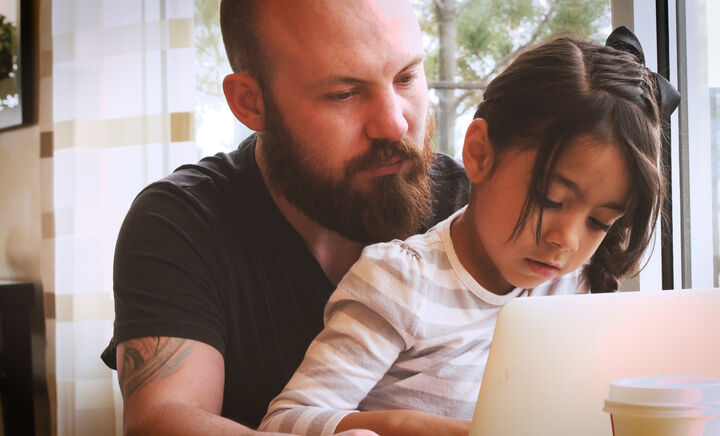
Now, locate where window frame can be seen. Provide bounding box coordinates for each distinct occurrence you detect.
[615,0,718,291]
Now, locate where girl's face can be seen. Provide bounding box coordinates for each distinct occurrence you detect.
[457,126,631,294]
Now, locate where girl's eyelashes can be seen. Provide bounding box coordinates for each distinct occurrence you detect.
[537,192,613,232]
[589,217,612,232]
[539,196,562,209]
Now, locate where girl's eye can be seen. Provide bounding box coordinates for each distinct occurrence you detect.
[539,197,562,209]
[589,217,611,232]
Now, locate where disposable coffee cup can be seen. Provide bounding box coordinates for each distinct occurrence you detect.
[604,376,720,436]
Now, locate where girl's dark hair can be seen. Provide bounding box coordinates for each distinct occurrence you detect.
[474,36,664,292]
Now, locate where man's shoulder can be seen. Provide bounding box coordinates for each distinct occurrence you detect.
[159,136,256,193]
[131,136,259,214]
[429,151,467,179]
[424,152,470,230]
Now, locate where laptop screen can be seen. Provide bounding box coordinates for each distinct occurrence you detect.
[469,289,720,436]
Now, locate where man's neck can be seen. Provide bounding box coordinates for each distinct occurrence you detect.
[255,140,364,285]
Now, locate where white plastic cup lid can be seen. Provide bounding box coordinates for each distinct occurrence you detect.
[604,376,720,417]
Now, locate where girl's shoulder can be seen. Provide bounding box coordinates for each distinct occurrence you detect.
[360,225,449,274]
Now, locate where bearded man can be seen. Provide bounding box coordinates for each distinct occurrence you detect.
[101,1,469,434]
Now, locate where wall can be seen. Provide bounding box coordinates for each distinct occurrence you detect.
[0,0,52,434]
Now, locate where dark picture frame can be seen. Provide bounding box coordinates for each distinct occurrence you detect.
[0,0,33,131]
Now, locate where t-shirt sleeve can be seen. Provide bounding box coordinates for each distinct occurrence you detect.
[101,181,228,369]
[258,244,422,436]
[426,152,470,229]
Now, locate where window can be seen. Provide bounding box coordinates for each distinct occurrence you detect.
[194,0,252,158]
[673,0,719,289]
[619,0,720,290]
[414,0,611,157]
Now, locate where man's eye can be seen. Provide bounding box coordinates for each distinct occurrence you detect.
[397,73,416,85]
[589,217,612,232]
[328,91,355,101]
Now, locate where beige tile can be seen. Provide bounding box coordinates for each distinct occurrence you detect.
[43,291,55,320]
[169,18,193,49]
[41,211,55,238]
[54,114,170,149]
[56,293,114,322]
[40,50,53,79]
[171,112,195,143]
[40,131,53,157]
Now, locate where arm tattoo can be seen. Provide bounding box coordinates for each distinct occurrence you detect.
[119,337,196,397]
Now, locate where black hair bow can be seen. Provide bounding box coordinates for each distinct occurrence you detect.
[605,26,681,119]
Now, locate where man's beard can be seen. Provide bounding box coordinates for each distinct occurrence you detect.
[259,95,434,244]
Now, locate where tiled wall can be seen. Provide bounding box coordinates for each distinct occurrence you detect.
[0,0,54,434]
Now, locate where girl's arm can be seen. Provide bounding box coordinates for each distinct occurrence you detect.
[258,281,409,436]
[336,410,471,436]
[260,245,472,436]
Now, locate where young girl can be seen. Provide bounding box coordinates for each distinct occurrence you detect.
[259,28,679,436]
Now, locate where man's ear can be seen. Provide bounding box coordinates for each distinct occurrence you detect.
[223,73,266,131]
[462,118,495,184]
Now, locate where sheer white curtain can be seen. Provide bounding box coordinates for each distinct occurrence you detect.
[51,0,195,434]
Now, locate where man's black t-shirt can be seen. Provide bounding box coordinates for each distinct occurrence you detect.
[101,134,469,428]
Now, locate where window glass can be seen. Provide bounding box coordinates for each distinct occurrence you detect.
[709,1,720,286]
[194,0,252,158]
[412,0,612,157]
[674,0,717,288]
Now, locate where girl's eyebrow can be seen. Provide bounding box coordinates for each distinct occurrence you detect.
[552,173,626,212]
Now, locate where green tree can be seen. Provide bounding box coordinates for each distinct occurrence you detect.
[0,14,19,110]
[194,0,225,101]
[413,0,610,154]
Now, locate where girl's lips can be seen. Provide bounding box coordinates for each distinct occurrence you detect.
[525,258,560,278]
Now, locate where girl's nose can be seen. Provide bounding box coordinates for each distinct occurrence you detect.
[543,215,581,252]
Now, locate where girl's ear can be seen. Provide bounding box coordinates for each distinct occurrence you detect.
[462,118,495,184]
[223,73,266,131]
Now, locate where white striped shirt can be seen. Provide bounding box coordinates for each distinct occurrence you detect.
[259,208,587,435]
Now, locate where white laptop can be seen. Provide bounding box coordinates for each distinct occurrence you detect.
[469,289,720,436]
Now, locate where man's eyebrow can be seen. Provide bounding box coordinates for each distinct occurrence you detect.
[553,173,626,212]
[314,56,425,88]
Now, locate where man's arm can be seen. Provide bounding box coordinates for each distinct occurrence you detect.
[117,337,379,436]
[119,336,245,435]
[118,337,277,436]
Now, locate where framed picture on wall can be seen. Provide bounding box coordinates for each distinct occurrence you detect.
[0,0,33,131]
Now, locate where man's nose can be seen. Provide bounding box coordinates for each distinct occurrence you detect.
[364,89,409,142]
[543,214,581,252]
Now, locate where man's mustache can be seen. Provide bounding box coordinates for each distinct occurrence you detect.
[345,137,423,176]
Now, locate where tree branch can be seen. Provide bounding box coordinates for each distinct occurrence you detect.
[451,88,476,115]
[523,0,562,48]
[474,0,562,90]
[458,0,474,14]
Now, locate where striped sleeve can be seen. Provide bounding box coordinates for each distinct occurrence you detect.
[258,246,420,436]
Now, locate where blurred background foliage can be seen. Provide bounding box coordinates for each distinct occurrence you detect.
[0,13,19,110]
[413,0,610,154]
